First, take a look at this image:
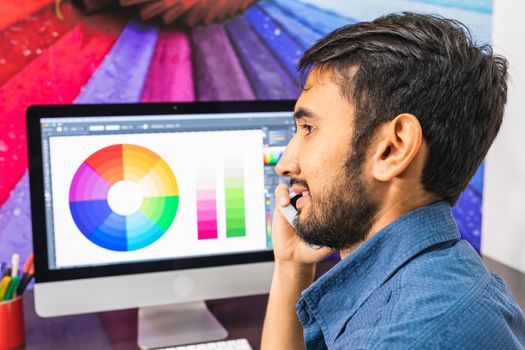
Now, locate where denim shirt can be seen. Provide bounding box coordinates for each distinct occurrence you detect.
[296,201,525,349]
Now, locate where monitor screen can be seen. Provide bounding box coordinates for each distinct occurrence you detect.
[26,102,294,318]
[36,104,293,272]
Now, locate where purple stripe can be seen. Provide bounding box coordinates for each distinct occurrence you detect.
[75,19,159,103]
[191,24,256,101]
[0,172,32,268]
[225,16,299,100]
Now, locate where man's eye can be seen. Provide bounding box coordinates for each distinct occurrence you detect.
[301,125,314,135]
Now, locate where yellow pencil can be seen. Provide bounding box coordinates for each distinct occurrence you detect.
[0,275,12,300]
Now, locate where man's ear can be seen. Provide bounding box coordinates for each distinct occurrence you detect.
[371,113,422,182]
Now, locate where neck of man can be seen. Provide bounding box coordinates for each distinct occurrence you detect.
[339,187,440,259]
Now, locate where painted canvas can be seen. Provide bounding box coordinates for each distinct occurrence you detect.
[0,0,492,262]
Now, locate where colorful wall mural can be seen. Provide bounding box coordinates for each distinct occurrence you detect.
[0,0,492,263]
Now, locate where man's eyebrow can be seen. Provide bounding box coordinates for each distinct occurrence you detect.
[294,107,319,121]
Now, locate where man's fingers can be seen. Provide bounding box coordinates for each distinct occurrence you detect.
[302,244,336,263]
[316,246,336,258]
[275,183,290,207]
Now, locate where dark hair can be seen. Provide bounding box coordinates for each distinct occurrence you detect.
[298,12,508,205]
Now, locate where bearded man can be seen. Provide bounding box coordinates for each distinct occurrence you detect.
[261,12,525,350]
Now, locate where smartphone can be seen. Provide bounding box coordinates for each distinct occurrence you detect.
[278,191,301,226]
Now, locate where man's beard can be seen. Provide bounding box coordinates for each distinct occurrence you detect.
[293,152,380,251]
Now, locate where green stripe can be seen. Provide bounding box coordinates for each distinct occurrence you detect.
[225,178,244,187]
[225,187,244,195]
[227,227,246,237]
[226,215,245,227]
[225,176,245,237]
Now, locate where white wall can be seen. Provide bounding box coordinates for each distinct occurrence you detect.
[482,0,525,274]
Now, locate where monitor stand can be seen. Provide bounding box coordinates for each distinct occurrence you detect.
[137,301,228,349]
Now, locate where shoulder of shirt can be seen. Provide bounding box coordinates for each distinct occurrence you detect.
[335,240,525,349]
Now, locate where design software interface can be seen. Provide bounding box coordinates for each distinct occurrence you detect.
[40,111,294,269]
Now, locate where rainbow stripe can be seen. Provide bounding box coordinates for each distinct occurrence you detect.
[75,19,159,104]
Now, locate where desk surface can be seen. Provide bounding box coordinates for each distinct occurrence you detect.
[22,261,337,350]
[23,290,269,350]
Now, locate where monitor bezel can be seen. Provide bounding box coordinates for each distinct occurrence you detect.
[27,101,295,283]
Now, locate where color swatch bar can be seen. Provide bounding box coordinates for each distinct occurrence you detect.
[224,157,246,238]
[196,167,218,240]
[265,192,272,248]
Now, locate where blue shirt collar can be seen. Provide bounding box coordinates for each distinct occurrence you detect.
[297,201,461,345]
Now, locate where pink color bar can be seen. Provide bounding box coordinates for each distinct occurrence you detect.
[198,229,217,240]
[197,219,217,240]
[196,189,216,199]
[198,221,219,233]
[196,166,218,240]
[195,198,217,211]
[197,210,217,222]
[197,194,217,240]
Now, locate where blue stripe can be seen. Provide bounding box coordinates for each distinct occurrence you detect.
[225,16,299,99]
[245,5,304,80]
[452,186,482,252]
[259,1,322,49]
[271,0,356,35]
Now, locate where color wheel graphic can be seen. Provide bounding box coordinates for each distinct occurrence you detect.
[69,144,179,251]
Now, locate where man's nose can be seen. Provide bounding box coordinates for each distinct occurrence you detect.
[275,138,300,177]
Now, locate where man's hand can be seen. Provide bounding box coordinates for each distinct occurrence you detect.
[261,184,335,350]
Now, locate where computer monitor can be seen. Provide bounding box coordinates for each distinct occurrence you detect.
[26,101,295,349]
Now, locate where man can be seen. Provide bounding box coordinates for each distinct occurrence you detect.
[261,12,525,349]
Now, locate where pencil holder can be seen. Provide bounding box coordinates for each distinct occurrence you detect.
[0,296,25,350]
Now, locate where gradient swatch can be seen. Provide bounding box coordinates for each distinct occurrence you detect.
[196,167,218,240]
[263,146,285,165]
[69,144,179,251]
[265,192,272,248]
[224,157,246,238]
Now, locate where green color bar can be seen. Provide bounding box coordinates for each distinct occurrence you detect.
[225,175,246,238]
[225,178,244,188]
